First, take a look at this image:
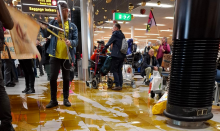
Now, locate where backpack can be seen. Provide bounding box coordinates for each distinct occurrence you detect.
[100,56,112,75]
[120,38,128,54]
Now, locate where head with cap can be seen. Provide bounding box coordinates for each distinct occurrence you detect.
[148,49,154,57]
[112,23,121,32]
[57,2,69,23]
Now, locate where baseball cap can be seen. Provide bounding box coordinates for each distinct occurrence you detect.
[57,2,68,10]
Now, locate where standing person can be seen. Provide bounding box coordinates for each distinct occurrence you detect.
[40,2,78,108]
[102,23,125,90]
[151,40,161,57]
[3,59,16,87]
[0,0,15,130]
[36,39,44,76]
[19,59,35,94]
[156,37,170,66]
[41,38,51,81]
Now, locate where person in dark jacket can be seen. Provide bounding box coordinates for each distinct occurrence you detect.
[102,23,125,90]
[41,38,51,81]
[0,0,15,130]
[40,2,78,108]
[141,49,162,85]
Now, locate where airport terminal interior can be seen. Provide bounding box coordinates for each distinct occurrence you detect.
[1,0,220,131]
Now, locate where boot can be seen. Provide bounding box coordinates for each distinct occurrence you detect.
[22,87,30,93]
[26,86,35,94]
[46,100,58,108]
[112,86,122,90]
[64,99,71,107]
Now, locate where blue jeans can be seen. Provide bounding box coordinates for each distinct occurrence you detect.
[111,57,124,87]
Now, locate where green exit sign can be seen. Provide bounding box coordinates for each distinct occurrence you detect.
[113,13,132,21]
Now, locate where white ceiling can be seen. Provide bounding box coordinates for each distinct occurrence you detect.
[94,0,175,50]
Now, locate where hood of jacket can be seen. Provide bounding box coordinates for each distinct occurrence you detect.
[112,30,125,39]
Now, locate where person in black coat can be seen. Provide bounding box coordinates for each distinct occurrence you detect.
[102,23,126,90]
[141,49,162,85]
[41,38,51,81]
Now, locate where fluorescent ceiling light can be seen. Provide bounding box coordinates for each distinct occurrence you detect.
[135,28,146,30]
[165,17,174,19]
[124,32,131,34]
[94,34,98,36]
[134,41,139,43]
[148,39,159,40]
[94,31,105,33]
[158,37,170,38]
[132,14,148,17]
[160,30,173,32]
[143,23,165,26]
[105,21,129,24]
[170,35,173,36]
[138,2,174,8]
[17,4,21,7]
[135,36,148,38]
[145,33,160,35]
[97,26,112,29]
[104,37,110,38]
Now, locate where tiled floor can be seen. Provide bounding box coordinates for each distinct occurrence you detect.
[5,74,220,131]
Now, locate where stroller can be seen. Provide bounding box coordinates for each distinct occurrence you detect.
[86,41,113,89]
[123,52,143,88]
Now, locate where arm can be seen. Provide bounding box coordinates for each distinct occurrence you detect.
[69,24,78,47]
[103,35,116,50]
[40,20,55,38]
[142,56,154,70]
[165,44,171,54]
[0,1,14,29]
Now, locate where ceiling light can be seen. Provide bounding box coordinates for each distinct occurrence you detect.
[97,26,112,29]
[165,17,174,19]
[132,14,148,17]
[137,2,174,8]
[147,39,159,40]
[145,33,160,35]
[158,37,170,38]
[105,21,129,24]
[134,41,139,43]
[135,36,148,38]
[135,28,146,30]
[170,35,173,36]
[94,31,105,33]
[104,37,110,38]
[94,34,98,36]
[160,30,173,32]
[17,4,21,7]
[144,23,165,26]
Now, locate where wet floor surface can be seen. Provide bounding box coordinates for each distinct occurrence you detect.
[7,76,220,131]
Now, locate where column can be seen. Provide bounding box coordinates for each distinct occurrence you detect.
[80,0,92,81]
[131,26,134,39]
[164,0,220,127]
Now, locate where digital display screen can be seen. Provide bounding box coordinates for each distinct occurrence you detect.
[21,0,57,14]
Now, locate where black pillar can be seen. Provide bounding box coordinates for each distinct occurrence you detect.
[71,8,82,55]
[164,0,220,122]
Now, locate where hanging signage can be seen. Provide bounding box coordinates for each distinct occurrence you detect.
[21,0,57,15]
[113,13,132,21]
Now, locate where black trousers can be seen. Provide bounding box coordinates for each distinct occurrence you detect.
[0,59,12,125]
[19,59,35,88]
[50,57,70,101]
[111,57,124,87]
[37,58,44,75]
[157,57,163,67]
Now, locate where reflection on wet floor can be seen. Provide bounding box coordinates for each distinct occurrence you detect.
[9,79,220,131]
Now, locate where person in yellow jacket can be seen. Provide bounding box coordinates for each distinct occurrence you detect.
[151,40,161,57]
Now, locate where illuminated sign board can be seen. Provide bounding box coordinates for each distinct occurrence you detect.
[113,13,132,21]
[21,0,57,15]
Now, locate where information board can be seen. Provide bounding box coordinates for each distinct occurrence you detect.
[113,13,132,21]
[21,0,57,15]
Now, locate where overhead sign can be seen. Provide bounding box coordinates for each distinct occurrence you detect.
[113,13,132,21]
[21,0,57,15]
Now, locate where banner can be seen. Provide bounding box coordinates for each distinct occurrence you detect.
[1,35,36,59]
[146,10,157,33]
[6,5,41,60]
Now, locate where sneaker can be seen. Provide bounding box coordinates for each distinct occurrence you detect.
[145,80,150,85]
[46,101,58,108]
[64,99,71,107]
[69,90,74,94]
